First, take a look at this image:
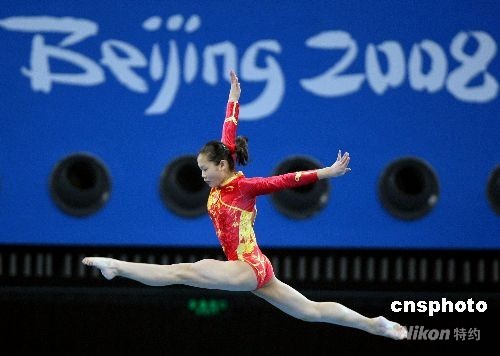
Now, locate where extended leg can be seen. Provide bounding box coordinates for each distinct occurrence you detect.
[253,277,407,340]
[82,257,258,291]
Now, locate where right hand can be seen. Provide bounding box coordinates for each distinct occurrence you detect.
[228,70,241,102]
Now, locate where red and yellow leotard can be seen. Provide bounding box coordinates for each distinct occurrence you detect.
[207,101,318,289]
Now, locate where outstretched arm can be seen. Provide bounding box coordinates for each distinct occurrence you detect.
[240,150,351,196]
[317,150,351,179]
[221,71,241,153]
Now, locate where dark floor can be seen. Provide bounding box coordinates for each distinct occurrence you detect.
[1,286,496,355]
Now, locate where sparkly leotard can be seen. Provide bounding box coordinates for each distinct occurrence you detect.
[207,101,318,289]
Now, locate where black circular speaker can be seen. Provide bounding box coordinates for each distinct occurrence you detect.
[50,153,112,217]
[487,165,500,215]
[378,157,439,220]
[160,155,210,217]
[271,156,330,219]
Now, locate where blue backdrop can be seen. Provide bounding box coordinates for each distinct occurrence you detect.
[1,0,498,248]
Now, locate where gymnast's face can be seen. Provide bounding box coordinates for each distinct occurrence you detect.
[197,154,231,188]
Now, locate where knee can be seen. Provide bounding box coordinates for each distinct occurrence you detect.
[169,262,197,283]
[189,259,214,282]
[297,301,321,322]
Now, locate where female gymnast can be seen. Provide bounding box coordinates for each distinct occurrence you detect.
[83,71,407,340]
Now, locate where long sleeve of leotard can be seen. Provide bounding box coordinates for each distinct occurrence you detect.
[221,101,239,154]
[239,170,319,197]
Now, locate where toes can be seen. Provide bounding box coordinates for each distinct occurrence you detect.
[401,327,408,339]
[396,325,407,340]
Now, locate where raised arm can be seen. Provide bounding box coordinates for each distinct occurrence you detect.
[221,71,241,154]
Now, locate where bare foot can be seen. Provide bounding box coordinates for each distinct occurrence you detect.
[82,257,118,280]
[371,316,407,340]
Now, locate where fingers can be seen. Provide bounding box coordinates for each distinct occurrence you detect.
[334,151,350,164]
[230,70,240,92]
[337,150,349,160]
[330,150,351,176]
[339,151,349,164]
[228,70,241,101]
[230,70,238,84]
[339,150,350,173]
[343,153,350,168]
[344,152,349,164]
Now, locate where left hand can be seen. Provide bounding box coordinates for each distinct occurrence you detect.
[318,150,351,179]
